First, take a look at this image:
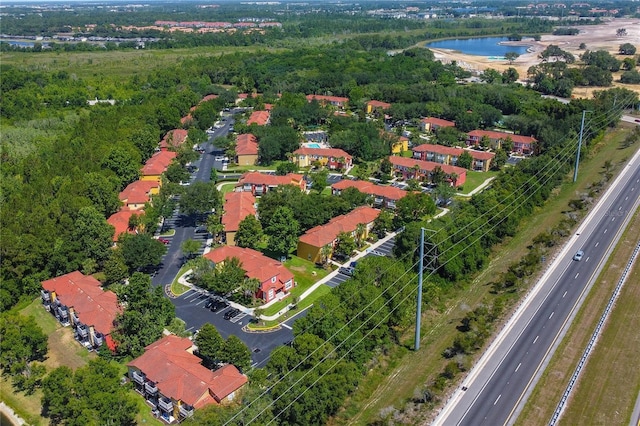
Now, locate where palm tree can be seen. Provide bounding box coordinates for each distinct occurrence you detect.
[355,223,366,248]
[320,244,333,267]
[242,277,261,304]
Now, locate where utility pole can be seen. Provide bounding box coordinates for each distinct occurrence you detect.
[573,110,587,182]
[415,228,424,351]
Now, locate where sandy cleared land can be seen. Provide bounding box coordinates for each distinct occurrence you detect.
[428,18,640,97]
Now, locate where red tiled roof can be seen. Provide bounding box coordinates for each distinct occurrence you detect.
[299,206,380,248]
[141,151,177,176]
[203,246,294,291]
[465,149,495,160]
[41,271,120,335]
[306,95,349,104]
[367,100,391,109]
[293,147,352,161]
[237,172,304,188]
[119,180,159,205]
[413,143,461,157]
[127,335,247,407]
[107,208,143,241]
[181,115,193,125]
[467,130,536,144]
[331,180,407,201]
[159,129,189,150]
[421,117,456,127]
[222,192,256,232]
[389,156,467,176]
[236,134,258,156]
[247,110,270,126]
[264,103,273,111]
[201,94,218,103]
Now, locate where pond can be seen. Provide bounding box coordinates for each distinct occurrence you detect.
[425,37,530,58]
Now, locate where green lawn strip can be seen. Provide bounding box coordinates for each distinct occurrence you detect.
[251,285,331,329]
[0,377,44,426]
[20,297,58,335]
[218,182,237,195]
[160,228,176,237]
[170,265,192,296]
[260,256,328,317]
[515,205,640,426]
[338,128,638,424]
[459,170,498,195]
[133,391,165,426]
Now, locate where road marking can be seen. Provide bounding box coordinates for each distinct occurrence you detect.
[494,395,502,405]
[611,217,615,221]
[619,206,623,210]
[575,273,579,279]
[515,363,521,372]
[549,312,554,320]
[533,335,539,344]
[563,291,567,298]
[604,228,608,234]
[595,242,600,247]
[586,257,590,262]
[281,323,292,330]
[626,196,629,201]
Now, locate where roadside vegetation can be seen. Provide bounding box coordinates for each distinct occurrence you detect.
[1,5,639,425]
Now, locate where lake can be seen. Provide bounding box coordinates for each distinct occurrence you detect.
[425,37,530,58]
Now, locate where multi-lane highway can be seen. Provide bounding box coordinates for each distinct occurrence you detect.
[435,147,640,426]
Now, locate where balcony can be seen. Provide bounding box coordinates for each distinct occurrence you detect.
[145,381,158,395]
[92,331,104,347]
[41,290,51,302]
[158,397,173,413]
[57,306,69,321]
[179,404,194,418]
[76,324,89,338]
[71,314,80,326]
[131,370,145,385]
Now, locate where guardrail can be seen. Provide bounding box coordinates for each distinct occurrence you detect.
[549,241,640,426]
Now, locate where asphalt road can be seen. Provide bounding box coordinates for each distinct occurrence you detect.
[435,148,640,426]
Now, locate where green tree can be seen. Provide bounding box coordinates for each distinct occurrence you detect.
[83,172,121,217]
[180,181,221,217]
[276,161,298,175]
[181,238,202,260]
[0,313,48,383]
[130,125,159,162]
[206,212,224,243]
[42,366,74,423]
[502,67,519,84]
[435,183,456,206]
[619,43,636,55]
[372,208,395,237]
[72,206,115,266]
[395,192,436,226]
[195,323,224,367]
[456,151,473,170]
[220,335,252,372]
[235,215,263,249]
[103,250,128,285]
[164,162,190,184]
[117,233,167,273]
[355,223,366,248]
[334,231,356,259]
[211,257,246,296]
[266,206,300,256]
[504,52,520,64]
[309,169,329,193]
[102,147,140,190]
[492,149,509,171]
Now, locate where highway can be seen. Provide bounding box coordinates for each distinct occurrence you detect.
[434,147,640,426]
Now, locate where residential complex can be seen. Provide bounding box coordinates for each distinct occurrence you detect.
[119,180,160,210]
[292,147,353,170]
[297,206,380,264]
[366,100,391,114]
[221,191,257,246]
[235,172,305,195]
[420,117,456,132]
[467,130,537,155]
[412,143,495,172]
[127,335,247,422]
[247,110,270,126]
[306,94,349,109]
[41,271,120,351]
[389,156,467,187]
[159,129,189,151]
[331,180,407,209]
[204,246,295,303]
[235,133,259,166]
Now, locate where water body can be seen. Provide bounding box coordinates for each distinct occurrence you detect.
[425,37,530,58]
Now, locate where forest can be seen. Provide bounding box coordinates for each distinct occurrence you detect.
[1,9,639,424]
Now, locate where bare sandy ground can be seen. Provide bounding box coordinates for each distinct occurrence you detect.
[427,18,640,97]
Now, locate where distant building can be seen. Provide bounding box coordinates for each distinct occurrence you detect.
[247,110,270,126]
[107,208,143,242]
[292,147,352,170]
[41,271,120,351]
[366,100,392,114]
[127,335,247,423]
[467,130,536,155]
[141,151,177,183]
[119,180,160,210]
[331,180,407,209]
[159,129,189,151]
[221,192,256,246]
[235,172,305,196]
[204,246,295,303]
[420,117,456,132]
[412,143,495,172]
[389,156,467,187]
[306,95,349,109]
[235,134,259,166]
[297,206,380,264]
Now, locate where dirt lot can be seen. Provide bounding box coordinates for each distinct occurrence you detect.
[428,18,640,97]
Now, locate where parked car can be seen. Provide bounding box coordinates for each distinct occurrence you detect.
[211,300,229,312]
[224,308,240,320]
[158,238,170,245]
[339,267,354,276]
[204,298,214,309]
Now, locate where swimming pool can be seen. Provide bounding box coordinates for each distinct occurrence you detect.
[307,143,322,148]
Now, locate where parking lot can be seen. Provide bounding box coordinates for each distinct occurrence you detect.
[324,236,395,288]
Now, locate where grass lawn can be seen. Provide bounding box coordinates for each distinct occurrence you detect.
[458,170,498,195]
[337,127,639,424]
[160,228,175,237]
[133,392,164,426]
[251,285,332,329]
[516,205,640,426]
[0,376,45,426]
[218,182,237,196]
[170,265,192,296]
[261,256,329,317]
